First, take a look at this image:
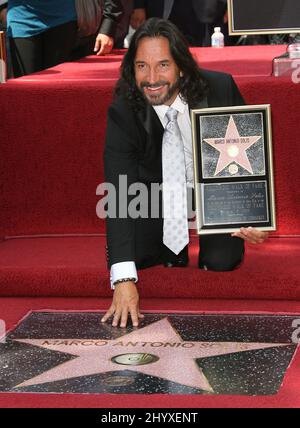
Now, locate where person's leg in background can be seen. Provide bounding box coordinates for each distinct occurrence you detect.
[9,21,77,77]
[43,20,78,70]
[114,0,134,48]
[70,33,95,61]
[9,34,43,77]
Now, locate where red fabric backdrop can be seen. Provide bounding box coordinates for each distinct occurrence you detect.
[1,45,300,237]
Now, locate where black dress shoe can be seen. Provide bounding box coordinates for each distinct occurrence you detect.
[163,246,189,268]
[198,260,208,270]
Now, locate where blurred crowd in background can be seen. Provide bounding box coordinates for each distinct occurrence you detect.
[0,0,299,78]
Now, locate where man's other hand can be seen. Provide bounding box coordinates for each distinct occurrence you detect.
[232,227,269,244]
[101,281,144,328]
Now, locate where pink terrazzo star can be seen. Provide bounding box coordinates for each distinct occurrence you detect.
[14,317,288,392]
[203,115,261,175]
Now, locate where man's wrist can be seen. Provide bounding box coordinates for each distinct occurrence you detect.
[110,261,138,289]
[113,277,137,287]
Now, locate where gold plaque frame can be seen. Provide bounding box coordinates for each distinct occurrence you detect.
[191,104,276,235]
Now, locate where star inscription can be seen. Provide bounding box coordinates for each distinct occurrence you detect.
[203,115,261,175]
[12,318,289,393]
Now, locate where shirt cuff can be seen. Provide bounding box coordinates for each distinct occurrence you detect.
[110,261,138,290]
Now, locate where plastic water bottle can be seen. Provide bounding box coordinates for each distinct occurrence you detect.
[211,27,224,48]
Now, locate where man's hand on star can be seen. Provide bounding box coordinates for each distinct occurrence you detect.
[232,227,269,244]
[101,281,144,328]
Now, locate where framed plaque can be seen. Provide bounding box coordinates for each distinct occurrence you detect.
[228,0,300,35]
[191,105,276,235]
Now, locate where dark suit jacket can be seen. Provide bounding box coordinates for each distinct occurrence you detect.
[134,0,227,23]
[104,70,244,268]
[99,0,124,36]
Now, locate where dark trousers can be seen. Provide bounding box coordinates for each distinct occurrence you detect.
[135,234,245,272]
[197,234,245,271]
[134,187,245,272]
[9,21,78,77]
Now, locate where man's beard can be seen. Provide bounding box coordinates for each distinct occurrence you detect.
[139,78,180,105]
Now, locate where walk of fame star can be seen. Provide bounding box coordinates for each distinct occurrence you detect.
[203,115,261,176]
[12,317,290,393]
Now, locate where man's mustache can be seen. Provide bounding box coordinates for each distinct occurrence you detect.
[140,81,169,89]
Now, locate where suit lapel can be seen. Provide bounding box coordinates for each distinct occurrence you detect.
[137,96,208,150]
[137,102,164,148]
[188,96,209,122]
[195,96,209,109]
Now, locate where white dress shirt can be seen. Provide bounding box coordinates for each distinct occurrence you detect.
[110,95,194,289]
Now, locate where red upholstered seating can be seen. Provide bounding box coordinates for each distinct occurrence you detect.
[0,46,300,298]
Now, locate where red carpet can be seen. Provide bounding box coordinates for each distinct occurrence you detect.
[17,45,286,81]
[0,236,299,299]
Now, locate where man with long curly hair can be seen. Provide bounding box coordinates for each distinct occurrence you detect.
[102,18,268,328]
